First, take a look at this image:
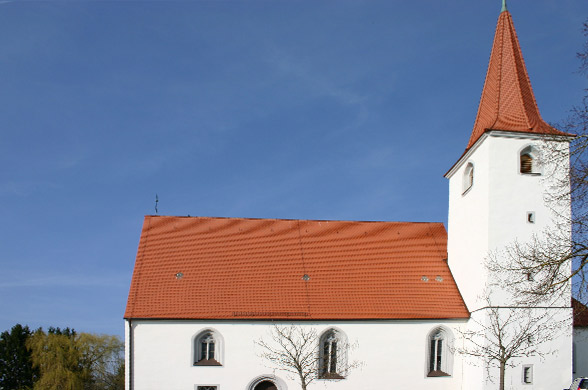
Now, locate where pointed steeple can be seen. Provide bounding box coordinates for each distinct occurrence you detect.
[465,9,568,150]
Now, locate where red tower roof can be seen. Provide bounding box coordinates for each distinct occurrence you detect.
[466,9,569,150]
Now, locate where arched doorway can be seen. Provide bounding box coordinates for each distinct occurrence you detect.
[247,375,286,390]
[253,380,277,390]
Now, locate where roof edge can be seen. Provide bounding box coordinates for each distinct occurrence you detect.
[445,129,575,179]
[142,214,447,225]
[124,315,471,321]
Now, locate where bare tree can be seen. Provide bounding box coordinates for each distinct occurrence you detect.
[455,296,567,390]
[255,325,359,390]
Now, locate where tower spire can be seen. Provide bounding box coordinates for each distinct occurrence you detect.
[464,9,568,151]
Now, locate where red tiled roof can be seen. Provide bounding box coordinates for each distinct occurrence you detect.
[125,216,469,320]
[573,298,588,327]
[466,10,570,151]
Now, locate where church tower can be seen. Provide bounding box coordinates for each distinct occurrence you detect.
[445,4,573,389]
[444,3,572,311]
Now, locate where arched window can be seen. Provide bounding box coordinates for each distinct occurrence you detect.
[194,329,223,366]
[247,375,287,390]
[426,327,453,377]
[462,162,474,194]
[319,328,347,379]
[520,146,540,175]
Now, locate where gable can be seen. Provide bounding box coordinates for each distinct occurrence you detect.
[125,216,469,320]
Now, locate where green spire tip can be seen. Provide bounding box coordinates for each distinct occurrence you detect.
[501,0,507,12]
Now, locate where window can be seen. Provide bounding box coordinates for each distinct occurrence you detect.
[522,365,533,384]
[520,153,533,173]
[199,333,215,360]
[525,272,534,281]
[247,375,285,390]
[520,146,541,175]
[426,327,453,377]
[319,329,347,379]
[194,329,223,366]
[527,212,535,223]
[462,163,474,194]
[573,342,577,374]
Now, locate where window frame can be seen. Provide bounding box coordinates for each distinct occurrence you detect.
[519,145,542,176]
[318,328,348,380]
[462,162,474,195]
[193,328,224,367]
[425,326,453,378]
[521,364,533,385]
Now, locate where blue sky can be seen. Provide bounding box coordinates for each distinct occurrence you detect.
[1,0,587,338]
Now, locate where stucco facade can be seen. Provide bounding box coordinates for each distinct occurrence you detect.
[126,319,471,390]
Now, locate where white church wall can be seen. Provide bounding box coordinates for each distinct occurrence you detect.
[486,134,571,307]
[125,319,469,390]
[448,133,571,308]
[462,308,573,390]
[447,133,573,390]
[447,136,492,311]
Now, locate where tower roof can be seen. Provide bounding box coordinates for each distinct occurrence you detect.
[466,8,569,150]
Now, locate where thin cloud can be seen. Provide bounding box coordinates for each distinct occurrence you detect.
[266,46,367,106]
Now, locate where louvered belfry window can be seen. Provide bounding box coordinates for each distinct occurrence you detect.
[521,153,533,174]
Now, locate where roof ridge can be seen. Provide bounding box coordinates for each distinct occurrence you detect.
[144,215,445,225]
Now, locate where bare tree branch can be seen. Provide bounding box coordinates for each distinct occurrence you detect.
[255,325,360,390]
[455,294,567,390]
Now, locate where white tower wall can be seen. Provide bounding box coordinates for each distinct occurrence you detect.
[447,133,571,309]
[447,132,573,390]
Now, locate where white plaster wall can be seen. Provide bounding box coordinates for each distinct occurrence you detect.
[447,137,491,311]
[125,319,469,390]
[486,136,571,306]
[461,308,573,390]
[447,133,573,390]
[574,328,588,378]
[447,134,571,309]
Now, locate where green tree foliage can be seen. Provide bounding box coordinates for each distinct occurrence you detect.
[0,324,38,390]
[77,333,124,390]
[27,329,85,390]
[26,329,124,390]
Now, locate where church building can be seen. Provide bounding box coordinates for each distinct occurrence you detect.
[124,3,576,390]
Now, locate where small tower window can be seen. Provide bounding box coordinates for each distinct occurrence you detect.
[527,212,535,224]
[462,163,474,194]
[520,153,533,173]
[520,146,540,175]
[522,365,533,384]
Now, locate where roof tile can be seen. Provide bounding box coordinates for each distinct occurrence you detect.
[125,216,469,320]
[466,10,570,151]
